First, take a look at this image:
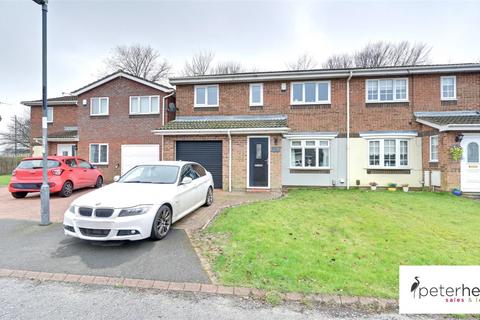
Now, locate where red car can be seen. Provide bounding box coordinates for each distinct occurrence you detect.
[8,156,103,198]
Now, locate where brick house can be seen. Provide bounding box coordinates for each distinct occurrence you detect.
[156,63,480,192]
[24,64,480,192]
[23,71,175,181]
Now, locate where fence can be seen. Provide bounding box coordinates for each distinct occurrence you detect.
[0,156,23,175]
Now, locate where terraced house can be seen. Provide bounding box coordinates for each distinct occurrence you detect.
[24,63,480,193]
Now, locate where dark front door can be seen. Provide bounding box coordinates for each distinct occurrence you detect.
[249,137,269,187]
[176,141,223,189]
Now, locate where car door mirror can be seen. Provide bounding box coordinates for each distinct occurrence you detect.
[113,175,120,182]
[91,165,97,169]
[181,177,193,185]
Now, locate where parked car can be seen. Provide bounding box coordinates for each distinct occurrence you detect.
[63,161,214,241]
[8,156,103,198]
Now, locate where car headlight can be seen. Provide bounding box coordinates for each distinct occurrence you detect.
[68,205,77,213]
[118,205,152,217]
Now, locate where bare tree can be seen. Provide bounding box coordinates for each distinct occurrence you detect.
[323,41,431,69]
[104,44,171,82]
[0,115,31,154]
[183,51,215,76]
[212,61,244,74]
[286,53,317,70]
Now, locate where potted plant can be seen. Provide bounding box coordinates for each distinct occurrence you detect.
[402,184,409,192]
[452,187,462,196]
[387,183,397,191]
[369,182,377,191]
[450,145,463,161]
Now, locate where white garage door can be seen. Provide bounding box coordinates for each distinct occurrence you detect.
[121,144,160,175]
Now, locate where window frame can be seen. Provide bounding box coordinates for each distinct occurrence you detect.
[365,78,409,103]
[289,140,331,169]
[249,83,264,106]
[194,85,219,107]
[89,143,109,165]
[429,135,439,162]
[129,95,160,115]
[46,107,54,123]
[90,97,109,116]
[290,81,331,105]
[440,76,457,101]
[367,138,410,169]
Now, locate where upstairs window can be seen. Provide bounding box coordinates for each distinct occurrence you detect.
[430,135,439,162]
[366,79,408,102]
[249,83,263,106]
[91,97,109,116]
[291,81,330,105]
[46,107,53,123]
[130,96,160,114]
[441,76,456,100]
[195,85,219,107]
[290,140,330,168]
[368,139,409,168]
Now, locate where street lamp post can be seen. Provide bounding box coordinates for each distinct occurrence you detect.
[33,0,50,225]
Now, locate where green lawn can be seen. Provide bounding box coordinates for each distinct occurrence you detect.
[203,189,480,298]
[0,175,11,185]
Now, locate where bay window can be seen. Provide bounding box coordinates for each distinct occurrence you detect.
[291,81,330,105]
[195,85,219,107]
[368,139,409,168]
[290,140,330,168]
[366,79,408,102]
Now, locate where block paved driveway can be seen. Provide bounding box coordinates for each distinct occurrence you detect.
[0,186,278,283]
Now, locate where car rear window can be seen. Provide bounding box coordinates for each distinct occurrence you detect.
[17,160,61,169]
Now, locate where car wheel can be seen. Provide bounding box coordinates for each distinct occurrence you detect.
[150,205,172,240]
[204,187,213,207]
[59,181,73,197]
[94,176,103,188]
[11,192,28,199]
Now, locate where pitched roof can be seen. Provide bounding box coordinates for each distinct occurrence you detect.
[34,129,79,141]
[155,115,288,131]
[71,70,173,95]
[22,95,77,106]
[170,63,480,85]
[415,111,480,131]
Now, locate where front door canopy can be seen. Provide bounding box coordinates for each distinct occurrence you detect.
[415,111,480,132]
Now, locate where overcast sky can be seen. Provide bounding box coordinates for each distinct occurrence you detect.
[0,0,479,134]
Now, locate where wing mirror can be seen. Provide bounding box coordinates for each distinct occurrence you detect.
[181,177,193,185]
[113,175,120,182]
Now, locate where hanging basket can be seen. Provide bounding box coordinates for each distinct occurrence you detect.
[449,145,463,161]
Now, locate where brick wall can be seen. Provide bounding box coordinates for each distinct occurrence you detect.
[76,77,170,181]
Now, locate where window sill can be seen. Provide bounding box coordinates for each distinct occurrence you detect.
[129,112,160,115]
[194,105,219,108]
[90,114,109,117]
[289,167,331,170]
[429,160,439,163]
[366,168,411,174]
[291,102,331,106]
[193,106,219,111]
[249,104,263,107]
[290,168,331,174]
[365,100,409,104]
[441,98,457,101]
[91,163,108,166]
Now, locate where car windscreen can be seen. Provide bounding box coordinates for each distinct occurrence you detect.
[118,165,179,184]
[17,159,61,169]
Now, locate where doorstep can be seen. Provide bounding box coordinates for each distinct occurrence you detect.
[0,267,398,311]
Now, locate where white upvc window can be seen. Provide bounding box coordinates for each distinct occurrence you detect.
[90,97,109,116]
[365,78,408,102]
[290,140,330,169]
[368,139,409,168]
[441,76,456,100]
[130,95,160,114]
[89,143,108,165]
[46,107,53,123]
[291,81,331,105]
[430,135,439,162]
[194,85,219,107]
[249,83,263,106]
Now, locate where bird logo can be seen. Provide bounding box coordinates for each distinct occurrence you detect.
[411,276,420,298]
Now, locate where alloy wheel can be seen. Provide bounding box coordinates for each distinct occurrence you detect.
[155,207,171,237]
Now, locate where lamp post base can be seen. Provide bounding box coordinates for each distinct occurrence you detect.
[40,184,51,226]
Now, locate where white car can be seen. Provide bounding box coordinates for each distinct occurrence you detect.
[63,161,214,241]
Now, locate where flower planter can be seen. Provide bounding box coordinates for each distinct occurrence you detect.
[452,189,462,196]
[370,186,377,191]
[402,187,409,192]
[387,187,397,192]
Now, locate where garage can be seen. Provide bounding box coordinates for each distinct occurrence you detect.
[176,141,223,188]
[121,144,160,175]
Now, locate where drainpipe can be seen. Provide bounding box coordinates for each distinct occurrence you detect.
[346,70,353,190]
[228,130,232,192]
[161,91,175,161]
